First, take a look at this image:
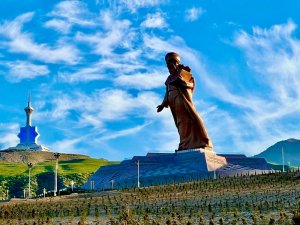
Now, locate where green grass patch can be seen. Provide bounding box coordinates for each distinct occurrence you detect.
[0,158,119,177]
[0,162,28,176]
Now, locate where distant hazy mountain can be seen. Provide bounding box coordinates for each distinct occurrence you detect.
[254,138,300,166]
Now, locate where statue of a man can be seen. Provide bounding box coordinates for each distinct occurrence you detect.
[157,52,213,151]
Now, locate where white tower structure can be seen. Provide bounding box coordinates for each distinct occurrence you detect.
[9,95,49,151]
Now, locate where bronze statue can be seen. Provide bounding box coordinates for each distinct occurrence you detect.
[157,52,213,151]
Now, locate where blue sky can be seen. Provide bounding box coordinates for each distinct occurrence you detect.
[0,0,299,160]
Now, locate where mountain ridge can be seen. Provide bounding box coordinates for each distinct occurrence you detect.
[254,138,300,166]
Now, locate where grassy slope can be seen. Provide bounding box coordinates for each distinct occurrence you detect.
[0,158,117,177]
[0,158,119,197]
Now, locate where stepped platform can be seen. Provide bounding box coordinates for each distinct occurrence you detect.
[83,150,272,190]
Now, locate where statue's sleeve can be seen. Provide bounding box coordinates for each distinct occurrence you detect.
[161,87,169,107]
[169,69,194,89]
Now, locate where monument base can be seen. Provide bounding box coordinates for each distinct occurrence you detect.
[83,150,272,190]
[175,146,214,153]
[8,143,50,152]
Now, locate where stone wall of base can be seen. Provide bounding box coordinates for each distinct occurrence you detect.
[83,151,272,190]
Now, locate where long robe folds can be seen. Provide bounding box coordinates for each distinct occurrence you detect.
[162,69,213,151]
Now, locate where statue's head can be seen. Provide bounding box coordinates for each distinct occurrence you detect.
[165,52,180,75]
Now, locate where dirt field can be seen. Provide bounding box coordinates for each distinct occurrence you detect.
[1,171,300,224]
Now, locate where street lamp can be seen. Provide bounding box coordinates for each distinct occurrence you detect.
[136,160,140,188]
[71,180,74,192]
[213,153,217,180]
[282,146,285,172]
[111,179,114,190]
[53,153,60,197]
[27,162,33,198]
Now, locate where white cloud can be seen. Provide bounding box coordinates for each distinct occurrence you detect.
[185,7,205,22]
[75,10,134,56]
[98,122,151,141]
[235,20,299,78]
[50,137,83,153]
[0,123,19,149]
[58,67,105,83]
[3,61,49,82]
[45,1,97,33]
[234,20,300,123]
[0,12,80,64]
[58,52,146,83]
[36,89,162,124]
[114,69,166,89]
[44,19,72,34]
[34,88,171,157]
[141,12,168,29]
[118,0,167,13]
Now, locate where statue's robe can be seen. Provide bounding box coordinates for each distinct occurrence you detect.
[162,68,213,151]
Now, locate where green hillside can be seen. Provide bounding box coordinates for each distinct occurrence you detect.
[0,151,118,198]
[0,158,114,177]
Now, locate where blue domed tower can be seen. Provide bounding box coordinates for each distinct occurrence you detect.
[10,95,49,151]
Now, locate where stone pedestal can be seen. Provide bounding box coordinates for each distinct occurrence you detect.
[83,150,271,190]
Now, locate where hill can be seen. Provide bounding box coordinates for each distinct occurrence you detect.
[0,150,118,198]
[254,138,300,166]
[0,149,90,164]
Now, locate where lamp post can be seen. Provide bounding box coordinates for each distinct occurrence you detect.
[90,180,94,190]
[53,153,60,197]
[27,162,33,198]
[213,153,217,180]
[137,160,140,188]
[111,179,114,190]
[282,146,285,172]
[71,180,74,192]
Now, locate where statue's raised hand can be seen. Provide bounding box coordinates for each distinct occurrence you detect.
[157,105,164,113]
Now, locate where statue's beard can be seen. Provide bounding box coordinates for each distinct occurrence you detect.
[168,65,178,75]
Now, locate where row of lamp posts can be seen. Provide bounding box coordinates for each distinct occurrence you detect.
[26,152,60,198]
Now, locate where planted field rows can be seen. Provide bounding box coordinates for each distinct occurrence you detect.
[1,171,300,224]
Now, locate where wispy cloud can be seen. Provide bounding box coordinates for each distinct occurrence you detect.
[117,0,167,13]
[44,19,72,34]
[1,60,49,82]
[141,12,168,29]
[0,123,19,149]
[0,12,80,64]
[36,89,161,125]
[58,53,146,83]
[114,69,166,89]
[185,7,205,22]
[58,67,105,83]
[34,88,169,157]
[45,1,97,34]
[234,20,300,123]
[98,122,151,141]
[50,137,83,153]
[75,11,134,56]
